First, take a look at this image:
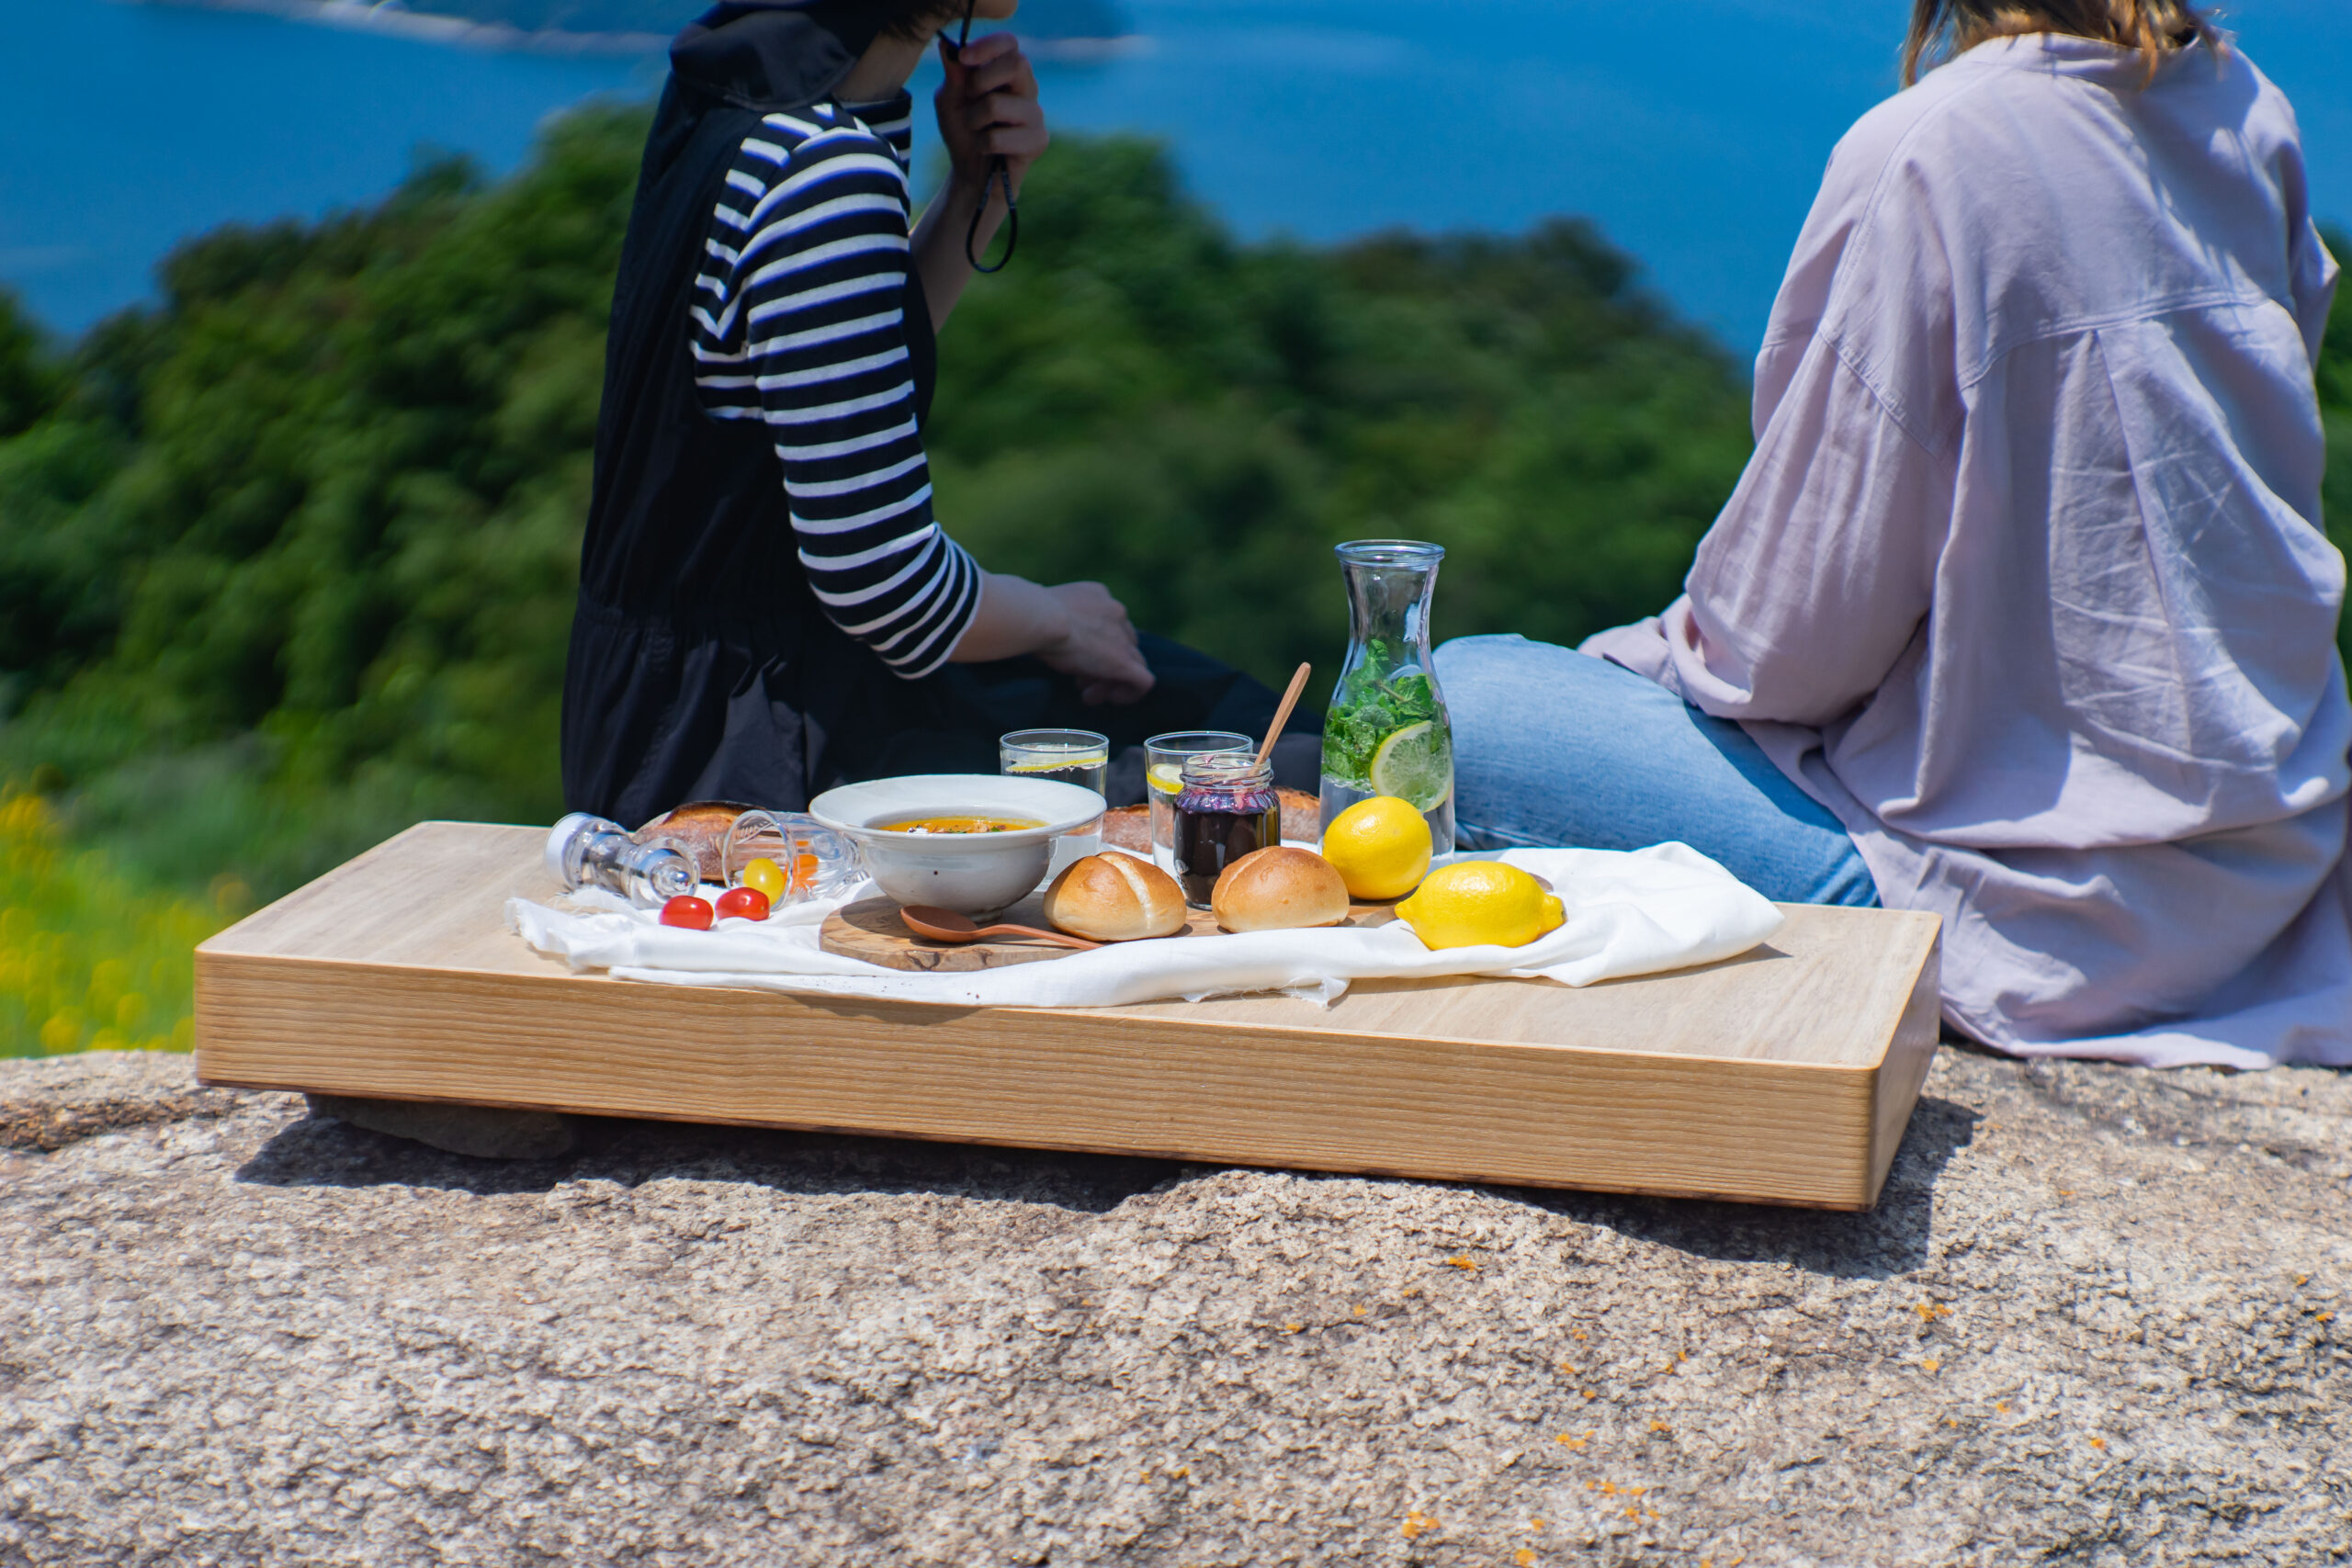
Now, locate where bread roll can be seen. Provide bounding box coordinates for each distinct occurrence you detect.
[1100,805,1152,854]
[1275,786,1320,845]
[1043,851,1188,942]
[1211,846,1350,932]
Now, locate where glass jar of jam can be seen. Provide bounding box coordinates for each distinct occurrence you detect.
[1170,751,1280,908]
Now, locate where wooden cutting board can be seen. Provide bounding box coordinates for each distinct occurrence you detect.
[820,891,1398,972]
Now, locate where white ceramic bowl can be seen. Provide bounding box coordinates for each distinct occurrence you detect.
[808,773,1108,918]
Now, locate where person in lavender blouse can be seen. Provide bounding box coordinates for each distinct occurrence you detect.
[1438,0,2349,1068]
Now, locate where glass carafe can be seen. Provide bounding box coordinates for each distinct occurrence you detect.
[1318,540,1454,854]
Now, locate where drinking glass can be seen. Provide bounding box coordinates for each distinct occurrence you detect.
[1001,728,1109,879]
[1144,730,1254,874]
[721,809,865,906]
[998,728,1110,795]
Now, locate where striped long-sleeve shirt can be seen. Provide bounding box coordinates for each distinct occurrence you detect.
[690,91,980,679]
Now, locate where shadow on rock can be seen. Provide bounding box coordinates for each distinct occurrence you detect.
[235,1109,1180,1214]
[233,1063,1980,1264]
[1476,1091,1980,1280]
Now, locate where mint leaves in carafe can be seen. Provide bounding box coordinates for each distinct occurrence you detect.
[1318,546,1456,854]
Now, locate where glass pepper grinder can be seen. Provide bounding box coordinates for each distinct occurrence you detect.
[544,814,700,909]
[1318,539,1455,854]
[1170,750,1281,909]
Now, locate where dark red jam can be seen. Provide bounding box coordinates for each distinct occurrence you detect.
[1171,773,1280,908]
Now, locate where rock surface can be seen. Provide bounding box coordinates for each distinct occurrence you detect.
[2,1048,2347,1567]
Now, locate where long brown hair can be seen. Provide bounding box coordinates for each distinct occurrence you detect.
[1902,1,2218,85]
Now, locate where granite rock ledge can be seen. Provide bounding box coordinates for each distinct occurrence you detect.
[2,1048,2347,1566]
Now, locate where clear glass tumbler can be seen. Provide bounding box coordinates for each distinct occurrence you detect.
[1144,729,1254,874]
[721,809,865,905]
[1001,728,1110,879]
[999,728,1110,795]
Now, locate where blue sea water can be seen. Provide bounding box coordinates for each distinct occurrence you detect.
[3,0,2347,353]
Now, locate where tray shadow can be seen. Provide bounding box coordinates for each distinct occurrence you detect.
[235,1111,1182,1214]
[1465,1089,1980,1280]
[237,1084,1977,1276]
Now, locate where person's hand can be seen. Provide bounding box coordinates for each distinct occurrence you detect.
[1038,581,1155,705]
[934,29,1047,199]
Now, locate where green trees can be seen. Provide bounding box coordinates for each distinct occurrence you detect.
[0,294,58,439]
[0,111,642,896]
[0,108,1756,900]
[927,137,1756,684]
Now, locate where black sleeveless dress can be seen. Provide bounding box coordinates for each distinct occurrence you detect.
[560,2,1310,825]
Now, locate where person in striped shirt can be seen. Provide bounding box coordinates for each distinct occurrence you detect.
[564,0,1308,822]
[688,29,1057,683]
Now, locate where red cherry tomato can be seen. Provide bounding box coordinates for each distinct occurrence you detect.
[660,895,715,931]
[715,886,771,922]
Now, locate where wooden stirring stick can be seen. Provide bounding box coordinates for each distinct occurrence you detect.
[1258,661,1312,769]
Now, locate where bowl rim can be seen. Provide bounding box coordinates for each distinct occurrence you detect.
[808,773,1106,847]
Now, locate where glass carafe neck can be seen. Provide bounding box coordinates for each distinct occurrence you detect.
[1337,539,1443,667]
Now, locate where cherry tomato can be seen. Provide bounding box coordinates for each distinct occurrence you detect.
[715,886,771,922]
[739,856,789,903]
[660,895,714,931]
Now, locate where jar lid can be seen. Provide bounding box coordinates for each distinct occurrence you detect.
[1179,750,1272,787]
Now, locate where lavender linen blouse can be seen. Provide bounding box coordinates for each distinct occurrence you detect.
[1585,34,2351,1068]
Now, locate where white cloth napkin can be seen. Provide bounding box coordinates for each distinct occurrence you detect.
[507,844,1784,1009]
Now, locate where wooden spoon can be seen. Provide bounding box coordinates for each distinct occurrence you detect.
[899,905,1103,951]
[1258,661,1312,769]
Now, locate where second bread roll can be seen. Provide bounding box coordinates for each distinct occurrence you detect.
[1042,851,1188,942]
[1211,846,1351,932]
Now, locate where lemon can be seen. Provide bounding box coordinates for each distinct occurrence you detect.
[1009,754,1105,775]
[1147,761,1187,795]
[1368,719,1453,812]
[1320,795,1433,901]
[1396,862,1566,950]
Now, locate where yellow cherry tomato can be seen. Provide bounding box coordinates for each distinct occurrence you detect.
[740,856,789,903]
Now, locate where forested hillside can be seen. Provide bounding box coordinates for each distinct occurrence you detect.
[0,105,2346,1056]
[0,107,1756,904]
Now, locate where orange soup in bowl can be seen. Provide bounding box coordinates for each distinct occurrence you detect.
[876,815,1046,835]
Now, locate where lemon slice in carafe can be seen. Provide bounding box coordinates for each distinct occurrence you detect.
[1367,720,1453,812]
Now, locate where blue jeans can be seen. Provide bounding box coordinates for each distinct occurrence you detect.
[1433,635,1881,908]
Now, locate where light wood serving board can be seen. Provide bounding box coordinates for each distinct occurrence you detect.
[195,822,1942,1210]
[820,892,1398,971]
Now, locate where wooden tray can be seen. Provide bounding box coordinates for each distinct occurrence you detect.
[820,891,1397,971]
[194,823,1942,1210]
